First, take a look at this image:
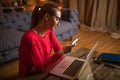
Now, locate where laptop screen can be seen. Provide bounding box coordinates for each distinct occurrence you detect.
[77,41,98,80]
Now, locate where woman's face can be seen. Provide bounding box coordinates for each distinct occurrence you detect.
[48,10,61,31]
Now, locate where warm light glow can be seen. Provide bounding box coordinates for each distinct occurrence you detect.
[58,6,62,10]
[40,0,46,2]
[58,0,63,9]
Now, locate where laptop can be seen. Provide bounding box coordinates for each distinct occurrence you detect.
[49,41,98,80]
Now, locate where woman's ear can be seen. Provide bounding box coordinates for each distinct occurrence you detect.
[44,13,50,21]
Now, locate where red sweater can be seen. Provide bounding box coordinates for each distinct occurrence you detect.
[19,29,63,76]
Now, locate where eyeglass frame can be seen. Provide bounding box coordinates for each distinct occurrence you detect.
[50,14,61,23]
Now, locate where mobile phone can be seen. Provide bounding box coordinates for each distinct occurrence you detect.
[72,38,80,46]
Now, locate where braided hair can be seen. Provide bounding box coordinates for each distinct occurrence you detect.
[30,2,60,29]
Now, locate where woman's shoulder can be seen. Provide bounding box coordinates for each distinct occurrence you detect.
[47,30,55,35]
[22,29,37,40]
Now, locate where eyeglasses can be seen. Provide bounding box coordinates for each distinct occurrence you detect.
[51,14,61,22]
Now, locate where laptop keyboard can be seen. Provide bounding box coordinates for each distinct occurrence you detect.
[63,60,84,76]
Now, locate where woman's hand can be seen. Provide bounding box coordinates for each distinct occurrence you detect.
[58,41,77,55]
[63,45,73,54]
[58,45,73,55]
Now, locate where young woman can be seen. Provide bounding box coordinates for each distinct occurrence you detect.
[19,2,73,76]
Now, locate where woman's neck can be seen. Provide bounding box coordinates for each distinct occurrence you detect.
[34,24,47,37]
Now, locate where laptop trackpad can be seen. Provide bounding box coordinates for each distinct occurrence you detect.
[63,60,84,76]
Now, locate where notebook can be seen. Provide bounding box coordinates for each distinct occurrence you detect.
[49,41,98,80]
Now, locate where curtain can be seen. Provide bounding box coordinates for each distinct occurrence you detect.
[69,0,120,39]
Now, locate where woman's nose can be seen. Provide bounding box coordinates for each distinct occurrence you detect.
[57,21,60,26]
